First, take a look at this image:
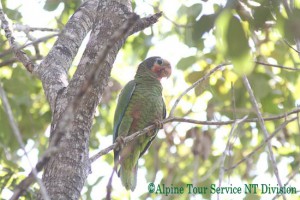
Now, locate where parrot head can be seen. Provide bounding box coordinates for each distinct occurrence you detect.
[139,57,172,80]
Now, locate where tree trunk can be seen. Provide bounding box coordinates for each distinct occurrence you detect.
[35,0,160,199]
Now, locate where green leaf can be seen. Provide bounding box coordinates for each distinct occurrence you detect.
[192,14,216,44]
[253,6,274,29]
[185,71,203,84]
[226,16,249,58]
[285,8,300,43]
[248,73,271,99]
[3,7,22,21]
[187,4,202,18]
[177,56,196,70]
[226,16,253,74]
[215,10,231,59]
[178,4,202,18]
[43,0,61,11]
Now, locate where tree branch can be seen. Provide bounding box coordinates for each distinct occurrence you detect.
[13,24,60,32]
[0,33,59,59]
[36,0,99,110]
[242,76,286,200]
[0,83,50,200]
[272,162,300,200]
[0,56,41,68]
[162,12,193,28]
[225,117,297,172]
[169,63,230,117]
[282,0,292,17]
[10,147,59,200]
[129,12,162,35]
[255,61,300,71]
[283,39,300,54]
[89,108,300,162]
[218,116,248,200]
[148,2,193,28]
[0,6,37,72]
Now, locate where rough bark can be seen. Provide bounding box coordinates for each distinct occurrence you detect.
[36,0,98,111]
[37,0,161,199]
[40,3,132,199]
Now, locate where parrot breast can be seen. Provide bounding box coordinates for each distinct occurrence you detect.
[128,84,163,132]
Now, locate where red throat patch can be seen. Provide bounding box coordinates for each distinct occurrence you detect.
[151,64,171,80]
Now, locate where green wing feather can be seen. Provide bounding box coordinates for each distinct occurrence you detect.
[139,98,166,158]
[113,80,136,162]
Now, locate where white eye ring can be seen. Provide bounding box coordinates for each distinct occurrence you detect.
[156,59,163,65]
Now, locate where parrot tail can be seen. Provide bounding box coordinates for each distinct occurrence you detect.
[120,164,138,191]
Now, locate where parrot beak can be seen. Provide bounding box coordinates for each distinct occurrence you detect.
[162,64,172,78]
[152,59,172,79]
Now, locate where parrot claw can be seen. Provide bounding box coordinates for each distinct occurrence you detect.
[115,136,125,151]
[154,120,164,130]
[147,120,163,137]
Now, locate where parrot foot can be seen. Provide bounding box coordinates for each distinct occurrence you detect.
[115,136,125,151]
[154,120,164,130]
[151,120,164,136]
[146,120,163,137]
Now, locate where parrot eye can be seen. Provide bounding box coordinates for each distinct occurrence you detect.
[156,59,163,65]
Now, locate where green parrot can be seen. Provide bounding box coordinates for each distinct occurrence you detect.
[113,56,172,191]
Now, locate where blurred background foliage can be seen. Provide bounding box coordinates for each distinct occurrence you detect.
[0,0,300,199]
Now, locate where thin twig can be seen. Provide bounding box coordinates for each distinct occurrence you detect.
[162,12,193,28]
[24,32,41,58]
[283,39,300,54]
[0,83,50,200]
[0,56,41,68]
[217,116,248,200]
[242,76,286,200]
[0,6,37,72]
[0,33,59,59]
[225,117,297,172]
[106,168,115,200]
[231,82,237,120]
[272,163,300,200]
[169,63,230,117]
[89,107,300,162]
[146,2,192,28]
[129,12,162,35]
[90,121,157,163]
[255,61,300,71]
[170,108,300,124]
[282,0,292,17]
[13,24,60,32]
[106,155,123,199]
[10,147,59,200]
[226,82,238,176]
